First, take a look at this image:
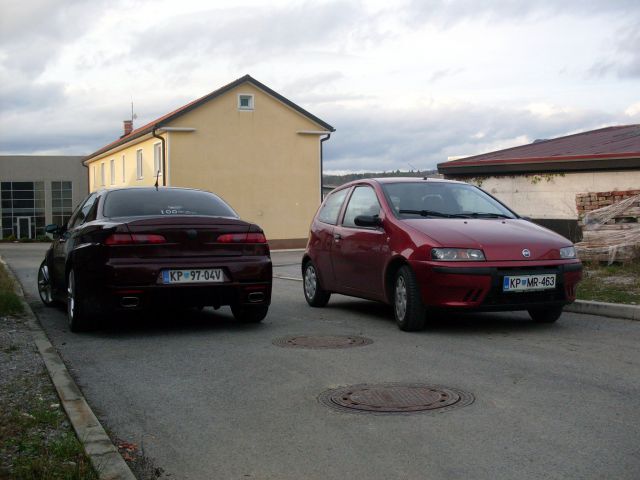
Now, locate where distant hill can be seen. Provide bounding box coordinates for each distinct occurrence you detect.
[323,170,440,188]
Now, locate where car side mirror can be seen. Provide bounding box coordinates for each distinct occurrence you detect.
[354,215,382,228]
[45,224,60,234]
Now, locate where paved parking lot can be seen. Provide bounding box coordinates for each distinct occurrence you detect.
[2,243,639,480]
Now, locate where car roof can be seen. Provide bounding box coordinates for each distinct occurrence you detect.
[337,177,466,189]
[95,186,212,195]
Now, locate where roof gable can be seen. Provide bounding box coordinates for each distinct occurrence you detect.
[85,75,334,163]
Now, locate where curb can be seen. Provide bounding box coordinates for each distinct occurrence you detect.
[565,299,640,321]
[1,257,136,480]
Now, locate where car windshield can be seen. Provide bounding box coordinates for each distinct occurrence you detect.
[381,182,516,219]
[103,189,239,218]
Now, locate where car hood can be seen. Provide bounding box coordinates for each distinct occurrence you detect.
[403,218,572,261]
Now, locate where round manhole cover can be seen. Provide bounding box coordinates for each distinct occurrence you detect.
[272,335,373,349]
[319,383,474,415]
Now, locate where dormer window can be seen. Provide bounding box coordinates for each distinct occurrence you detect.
[238,94,254,111]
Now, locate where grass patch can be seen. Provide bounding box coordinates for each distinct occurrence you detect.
[0,263,23,316]
[0,376,98,479]
[577,262,640,304]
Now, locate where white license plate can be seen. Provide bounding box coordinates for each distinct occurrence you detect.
[503,274,556,292]
[162,269,225,284]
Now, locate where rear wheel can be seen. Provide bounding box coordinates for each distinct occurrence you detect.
[67,269,94,332]
[528,306,563,323]
[303,261,331,307]
[37,261,55,307]
[394,265,426,331]
[231,305,268,323]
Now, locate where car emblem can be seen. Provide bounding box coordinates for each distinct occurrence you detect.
[186,229,197,240]
[522,249,531,258]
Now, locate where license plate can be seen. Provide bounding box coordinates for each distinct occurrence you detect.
[503,274,556,292]
[162,269,225,284]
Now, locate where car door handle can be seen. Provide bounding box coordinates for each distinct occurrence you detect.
[334,233,342,241]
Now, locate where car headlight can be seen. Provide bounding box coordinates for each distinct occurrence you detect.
[431,248,486,261]
[559,246,576,259]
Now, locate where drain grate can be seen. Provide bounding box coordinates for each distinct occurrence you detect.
[272,335,373,349]
[318,383,474,415]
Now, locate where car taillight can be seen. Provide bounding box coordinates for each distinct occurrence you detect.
[217,232,267,243]
[105,233,166,245]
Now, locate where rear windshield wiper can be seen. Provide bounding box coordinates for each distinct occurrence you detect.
[465,212,513,219]
[398,209,468,218]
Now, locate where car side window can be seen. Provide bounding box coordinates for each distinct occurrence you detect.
[342,186,380,228]
[317,189,348,225]
[68,193,98,229]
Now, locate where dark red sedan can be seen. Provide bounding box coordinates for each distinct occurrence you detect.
[37,187,272,331]
[302,178,582,331]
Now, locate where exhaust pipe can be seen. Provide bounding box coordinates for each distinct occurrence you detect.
[121,296,140,308]
[247,292,264,303]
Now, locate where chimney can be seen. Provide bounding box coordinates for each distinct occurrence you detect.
[122,120,133,137]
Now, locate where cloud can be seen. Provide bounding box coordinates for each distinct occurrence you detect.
[0,0,111,76]
[129,1,366,66]
[321,102,618,172]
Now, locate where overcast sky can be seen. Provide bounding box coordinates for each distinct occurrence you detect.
[0,0,638,172]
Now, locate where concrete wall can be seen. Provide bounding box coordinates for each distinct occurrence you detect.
[0,155,88,226]
[471,170,640,219]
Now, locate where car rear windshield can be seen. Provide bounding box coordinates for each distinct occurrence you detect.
[381,182,516,219]
[103,189,239,218]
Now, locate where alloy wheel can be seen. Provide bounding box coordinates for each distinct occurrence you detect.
[304,265,317,300]
[67,271,75,321]
[37,263,53,304]
[395,275,407,321]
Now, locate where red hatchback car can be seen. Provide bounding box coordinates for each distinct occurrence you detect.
[302,178,582,331]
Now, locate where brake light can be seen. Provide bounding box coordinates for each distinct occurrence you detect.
[105,233,166,245]
[217,232,267,243]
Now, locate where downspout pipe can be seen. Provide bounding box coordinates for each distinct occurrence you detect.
[320,133,331,200]
[152,127,167,187]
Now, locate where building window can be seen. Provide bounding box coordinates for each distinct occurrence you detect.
[110,159,115,185]
[238,94,254,110]
[51,181,73,228]
[100,163,105,186]
[136,149,143,179]
[1,181,46,239]
[122,155,126,183]
[153,142,163,176]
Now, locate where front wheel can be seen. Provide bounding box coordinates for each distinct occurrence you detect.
[37,261,55,307]
[67,269,94,332]
[231,305,268,323]
[303,261,331,307]
[528,306,563,323]
[394,265,426,331]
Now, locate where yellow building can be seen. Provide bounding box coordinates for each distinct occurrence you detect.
[83,75,334,248]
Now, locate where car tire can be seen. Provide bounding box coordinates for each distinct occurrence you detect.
[231,305,268,323]
[528,306,563,323]
[66,269,94,332]
[37,260,56,307]
[394,265,426,331]
[303,261,331,307]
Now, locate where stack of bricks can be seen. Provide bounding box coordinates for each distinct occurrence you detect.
[575,190,640,215]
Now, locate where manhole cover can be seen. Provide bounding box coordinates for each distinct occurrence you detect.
[318,383,474,415]
[272,335,373,349]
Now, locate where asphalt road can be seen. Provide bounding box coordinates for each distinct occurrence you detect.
[2,243,639,480]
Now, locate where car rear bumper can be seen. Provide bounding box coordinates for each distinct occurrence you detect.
[410,260,583,311]
[88,256,272,310]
